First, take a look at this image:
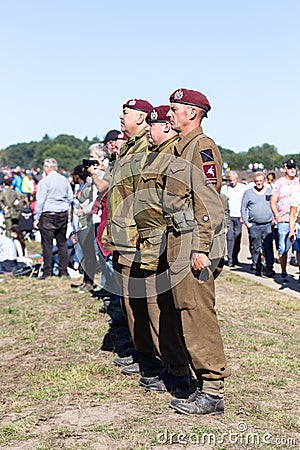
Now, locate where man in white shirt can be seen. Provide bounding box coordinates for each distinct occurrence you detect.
[221,171,246,267]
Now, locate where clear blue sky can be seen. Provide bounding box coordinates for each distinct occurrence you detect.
[1,0,299,155]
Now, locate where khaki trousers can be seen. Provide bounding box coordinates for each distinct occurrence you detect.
[167,231,230,380]
[144,268,190,376]
[113,252,157,357]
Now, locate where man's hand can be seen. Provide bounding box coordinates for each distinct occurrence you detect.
[289,225,297,242]
[87,165,95,176]
[33,219,39,229]
[289,232,295,243]
[70,234,77,244]
[191,252,211,272]
[87,162,107,176]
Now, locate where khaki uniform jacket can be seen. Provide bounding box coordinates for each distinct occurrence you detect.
[163,127,224,254]
[106,129,149,254]
[133,136,178,271]
[0,188,26,220]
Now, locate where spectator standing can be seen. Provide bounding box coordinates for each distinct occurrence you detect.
[21,171,33,198]
[11,172,23,193]
[70,165,97,292]
[288,188,300,282]
[241,172,275,277]
[34,158,73,279]
[88,143,109,230]
[102,129,120,161]
[0,180,26,236]
[266,172,276,187]
[221,171,246,266]
[88,133,124,324]
[271,159,300,282]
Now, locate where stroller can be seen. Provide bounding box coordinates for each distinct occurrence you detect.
[18,206,35,241]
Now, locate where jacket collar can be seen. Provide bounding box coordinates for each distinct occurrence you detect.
[120,128,147,157]
[175,127,204,156]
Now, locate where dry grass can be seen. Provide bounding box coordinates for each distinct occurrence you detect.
[0,249,299,449]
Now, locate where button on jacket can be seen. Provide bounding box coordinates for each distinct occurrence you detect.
[164,127,224,254]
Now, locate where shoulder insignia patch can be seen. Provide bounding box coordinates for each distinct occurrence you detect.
[203,163,217,185]
[200,148,214,162]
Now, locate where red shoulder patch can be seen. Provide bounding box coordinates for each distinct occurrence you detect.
[203,164,217,185]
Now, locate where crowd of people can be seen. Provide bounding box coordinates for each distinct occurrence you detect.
[222,159,300,283]
[1,88,300,417]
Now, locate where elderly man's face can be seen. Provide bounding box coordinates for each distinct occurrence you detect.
[228,176,238,187]
[120,107,139,137]
[254,175,265,191]
[146,122,166,147]
[167,103,190,133]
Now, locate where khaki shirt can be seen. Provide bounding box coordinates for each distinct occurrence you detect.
[133,136,178,270]
[163,127,224,253]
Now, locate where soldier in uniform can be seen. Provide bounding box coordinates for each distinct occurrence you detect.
[133,105,190,393]
[163,88,230,415]
[0,180,26,236]
[92,99,163,377]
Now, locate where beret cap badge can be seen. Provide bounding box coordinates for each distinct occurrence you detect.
[150,110,158,120]
[128,99,136,106]
[174,89,184,100]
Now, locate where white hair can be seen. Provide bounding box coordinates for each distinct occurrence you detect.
[88,143,108,159]
[44,158,58,171]
[228,170,238,178]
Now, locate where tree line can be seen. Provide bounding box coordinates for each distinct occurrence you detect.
[219,142,298,171]
[0,134,298,172]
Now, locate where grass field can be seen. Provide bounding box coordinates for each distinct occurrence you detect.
[0,245,299,449]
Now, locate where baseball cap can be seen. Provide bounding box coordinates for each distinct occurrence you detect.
[71,164,86,175]
[284,159,297,168]
[103,129,120,143]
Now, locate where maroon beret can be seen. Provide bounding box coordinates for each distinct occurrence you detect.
[146,105,170,124]
[123,99,153,113]
[169,88,211,112]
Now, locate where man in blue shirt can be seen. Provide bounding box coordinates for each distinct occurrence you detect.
[241,172,275,277]
[34,158,73,279]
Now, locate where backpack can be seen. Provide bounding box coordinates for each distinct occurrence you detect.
[12,262,42,278]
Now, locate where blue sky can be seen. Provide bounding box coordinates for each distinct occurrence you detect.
[0,0,299,155]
